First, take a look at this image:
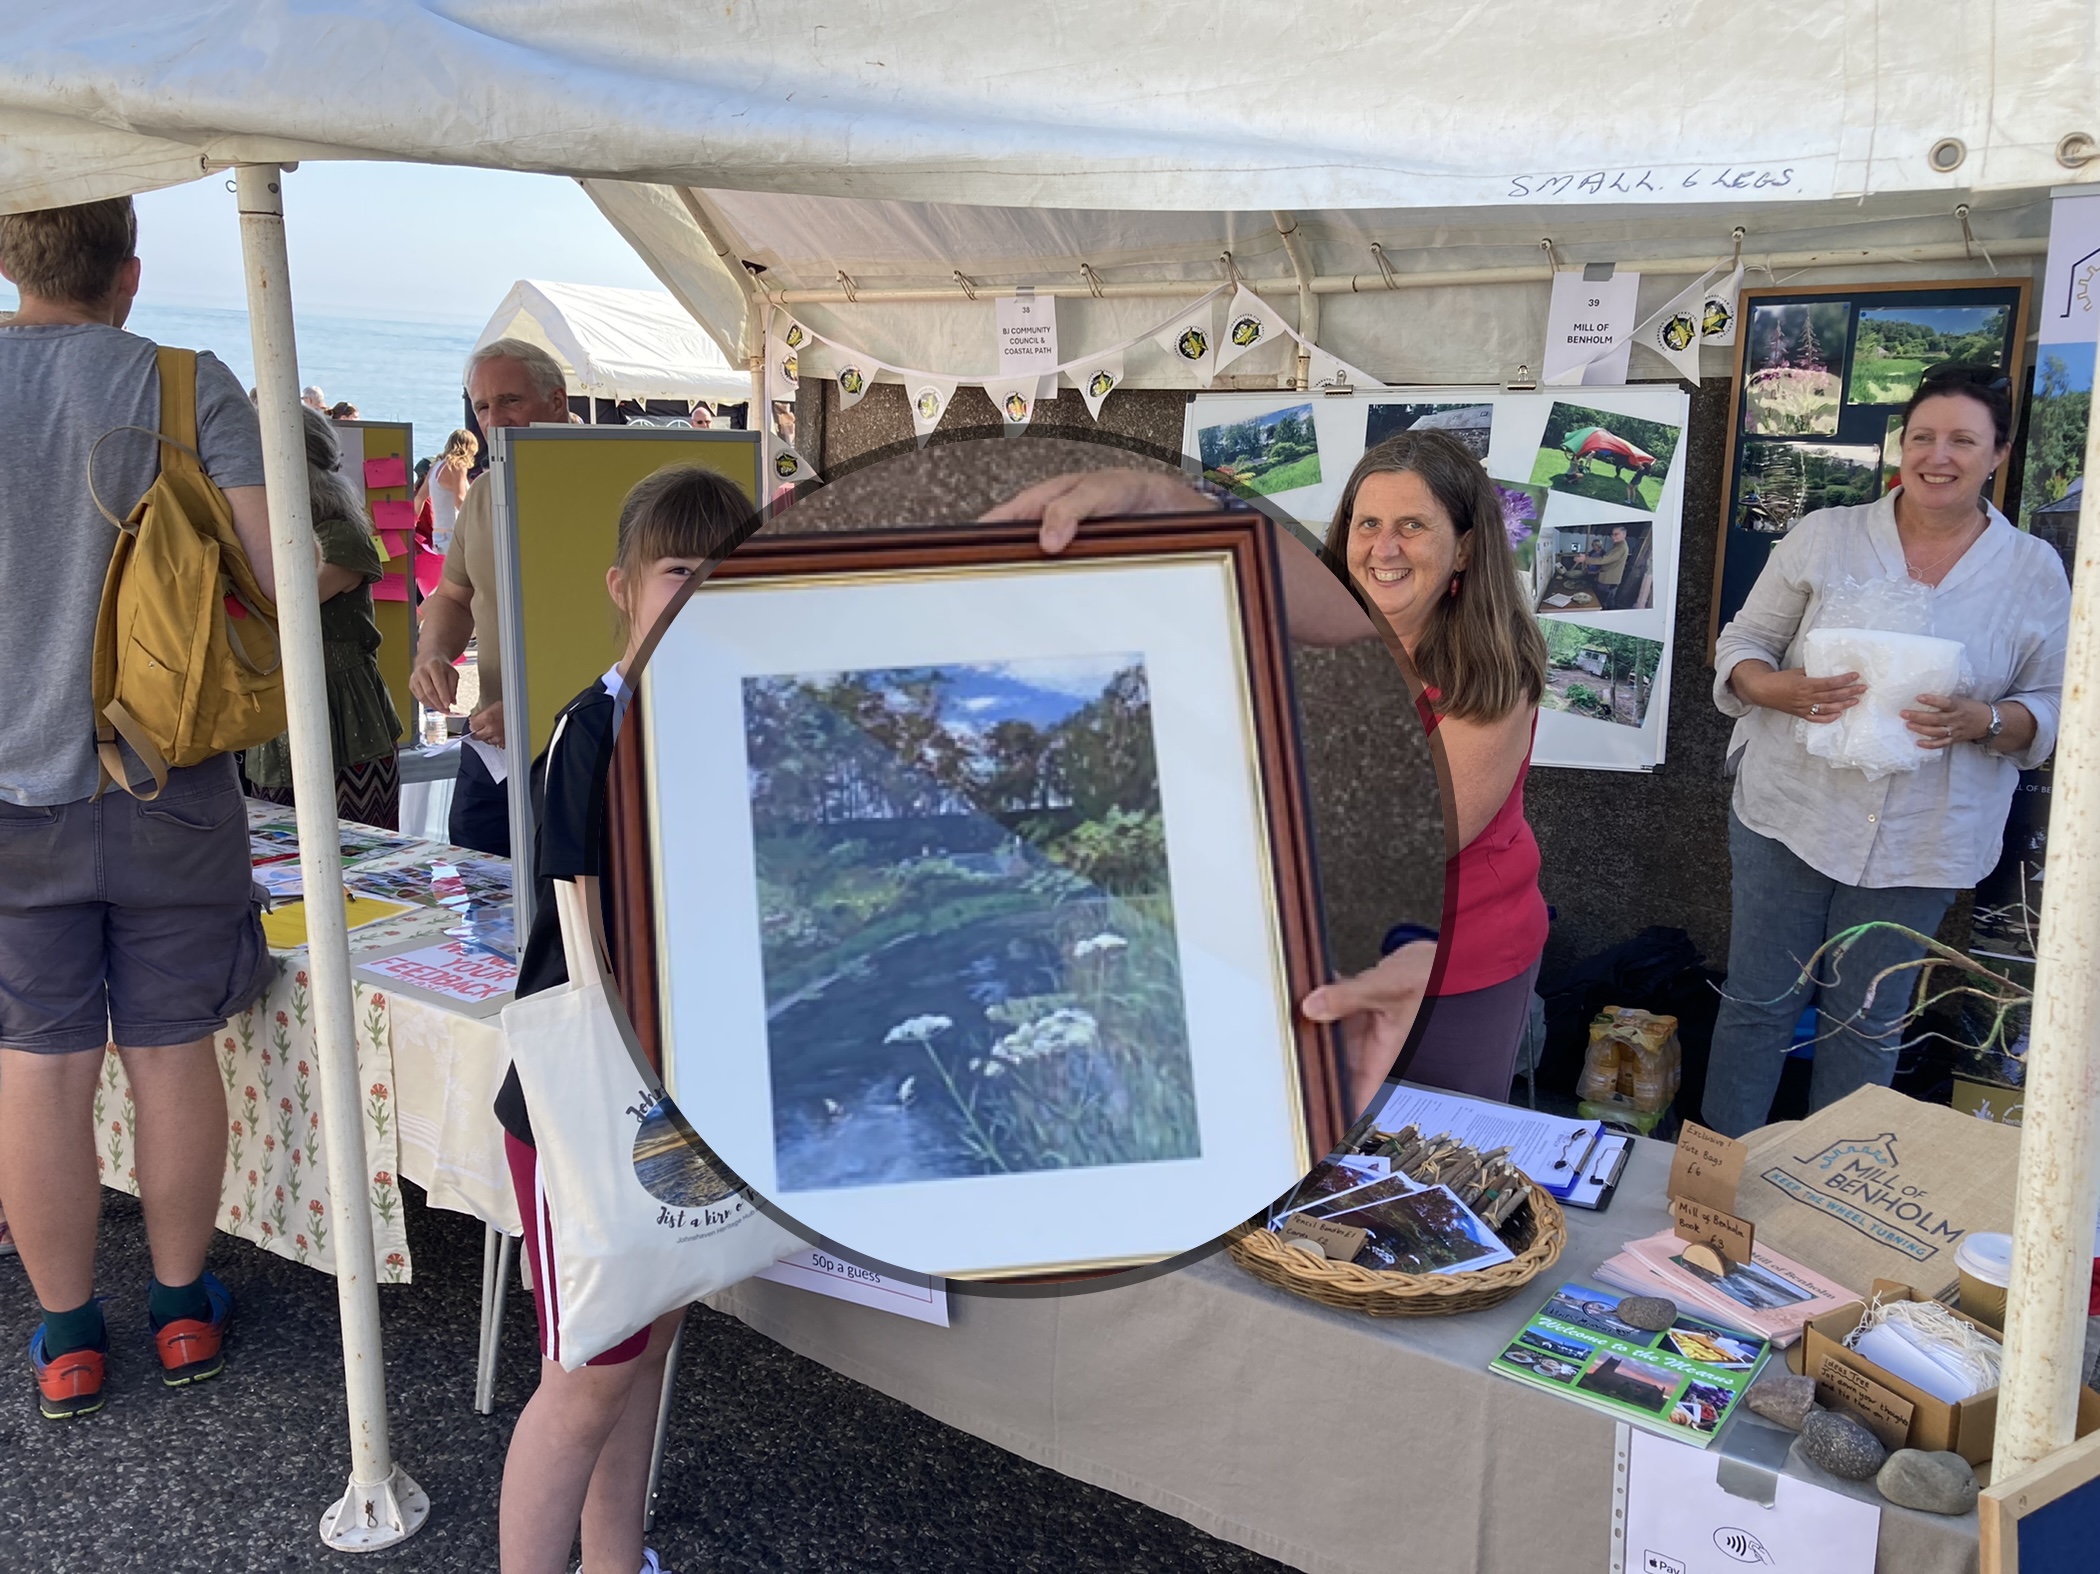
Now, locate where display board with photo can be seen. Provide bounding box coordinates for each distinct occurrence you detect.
[1712,280,2029,651]
[1184,384,1689,771]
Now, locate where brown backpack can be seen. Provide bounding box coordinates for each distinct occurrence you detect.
[89,346,286,798]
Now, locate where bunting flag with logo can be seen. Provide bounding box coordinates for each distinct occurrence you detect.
[1153,300,1217,385]
[1631,262,1732,383]
[1214,286,1292,377]
[1701,263,1745,346]
[769,442,820,486]
[765,332,799,410]
[834,360,873,410]
[986,376,1039,434]
[907,375,958,446]
[1070,350,1125,421]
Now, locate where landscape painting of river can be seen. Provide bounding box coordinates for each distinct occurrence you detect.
[743,654,1200,1192]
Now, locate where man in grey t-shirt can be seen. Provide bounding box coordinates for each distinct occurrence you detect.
[0,198,280,1418]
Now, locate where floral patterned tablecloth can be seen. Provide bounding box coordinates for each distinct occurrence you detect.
[92,808,514,1283]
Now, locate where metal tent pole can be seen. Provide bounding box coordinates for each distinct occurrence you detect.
[1995,402,2100,1477]
[234,163,431,1551]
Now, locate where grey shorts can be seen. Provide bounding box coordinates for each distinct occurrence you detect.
[0,753,271,1053]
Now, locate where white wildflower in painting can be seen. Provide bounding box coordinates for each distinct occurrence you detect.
[883,1014,953,1044]
[990,1007,1101,1065]
[1072,932,1129,959]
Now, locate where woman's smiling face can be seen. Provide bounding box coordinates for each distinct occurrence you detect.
[1899,390,2008,515]
[1345,469,1470,643]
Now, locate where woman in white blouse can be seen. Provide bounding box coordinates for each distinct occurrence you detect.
[1703,368,2069,1136]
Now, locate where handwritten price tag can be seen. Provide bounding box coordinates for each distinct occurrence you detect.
[1672,1196,1755,1265]
[1668,1121,1746,1213]
[1817,1354,1915,1450]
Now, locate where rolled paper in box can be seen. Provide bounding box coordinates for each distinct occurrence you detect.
[1955,1231,2012,1329]
[1801,627,1964,780]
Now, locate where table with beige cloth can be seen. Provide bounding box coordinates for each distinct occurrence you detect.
[94,808,521,1285]
[707,1135,1977,1574]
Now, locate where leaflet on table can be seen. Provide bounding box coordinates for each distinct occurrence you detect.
[249,820,419,867]
[260,892,417,951]
[1594,1230,1857,1348]
[1364,1085,1605,1198]
[353,937,517,1017]
[754,1247,950,1326]
[1490,1280,1771,1446]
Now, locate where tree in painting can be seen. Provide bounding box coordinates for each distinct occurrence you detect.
[743,655,1201,1192]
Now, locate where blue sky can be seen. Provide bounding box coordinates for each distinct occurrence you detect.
[1,162,663,324]
[2035,340,2096,394]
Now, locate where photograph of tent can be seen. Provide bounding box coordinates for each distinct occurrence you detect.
[1742,301,1852,436]
[1845,303,2011,406]
[1530,401,1681,512]
[1195,402,1322,496]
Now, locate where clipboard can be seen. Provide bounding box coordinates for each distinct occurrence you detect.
[1563,1132,1633,1212]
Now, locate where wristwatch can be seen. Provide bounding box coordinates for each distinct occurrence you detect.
[1985,702,2004,741]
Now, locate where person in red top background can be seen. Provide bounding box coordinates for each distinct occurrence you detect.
[990,432,1548,1119]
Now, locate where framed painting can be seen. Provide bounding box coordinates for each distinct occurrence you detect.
[1708,278,2030,658]
[632,513,1340,1279]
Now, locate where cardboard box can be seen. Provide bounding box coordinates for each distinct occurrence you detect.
[1950,1075,2025,1126]
[1796,1281,2100,1465]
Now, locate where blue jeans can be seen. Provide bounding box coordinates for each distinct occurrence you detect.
[1701,811,1956,1138]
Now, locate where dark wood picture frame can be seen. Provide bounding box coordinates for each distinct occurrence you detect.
[608,512,1344,1275]
[1708,277,2033,661]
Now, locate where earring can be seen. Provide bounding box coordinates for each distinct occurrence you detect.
[1448,573,1462,598]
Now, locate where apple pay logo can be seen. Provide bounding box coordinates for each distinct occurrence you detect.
[1641,1552,1685,1574]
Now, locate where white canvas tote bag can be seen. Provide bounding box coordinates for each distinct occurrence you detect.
[501,878,801,1368]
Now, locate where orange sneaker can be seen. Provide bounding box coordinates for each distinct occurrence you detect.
[31,1326,108,1420]
[154,1273,232,1387]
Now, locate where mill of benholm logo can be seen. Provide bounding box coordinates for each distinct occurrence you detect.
[1758,1130,1967,1264]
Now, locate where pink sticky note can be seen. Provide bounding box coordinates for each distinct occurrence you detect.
[363,455,408,490]
[414,547,443,597]
[370,498,415,533]
[380,531,410,556]
[372,574,410,603]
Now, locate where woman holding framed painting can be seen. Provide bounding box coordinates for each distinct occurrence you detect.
[1701,368,2070,1136]
[990,430,1551,1119]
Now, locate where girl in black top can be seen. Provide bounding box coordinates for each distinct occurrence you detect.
[497,464,749,1574]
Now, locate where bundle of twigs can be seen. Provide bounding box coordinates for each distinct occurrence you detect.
[1354,1123,1531,1230]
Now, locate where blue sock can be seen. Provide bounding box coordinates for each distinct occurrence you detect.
[148,1276,210,1330]
[41,1298,105,1357]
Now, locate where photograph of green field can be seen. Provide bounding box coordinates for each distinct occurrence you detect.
[1845,304,2009,407]
[743,655,1200,1193]
[1529,402,1682,513]
[1196,403,1322,497]
[1742,301,1851,436]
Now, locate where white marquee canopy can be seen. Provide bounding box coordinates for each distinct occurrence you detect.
[473,279,749,406]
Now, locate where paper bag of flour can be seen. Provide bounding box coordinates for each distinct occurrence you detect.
[1732,1085,2017,1300]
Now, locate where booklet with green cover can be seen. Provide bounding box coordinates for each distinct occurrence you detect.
[1489,1280,1772,1446]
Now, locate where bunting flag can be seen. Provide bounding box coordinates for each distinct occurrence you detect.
[764,331,798,411]
[834,360,872,410]
[986,376,1039,434]
[1153,300,1217,385]
[1701,263,1745,346]
[1307,346,1387,393]
[907,375,958,446]
[1071,350,1125,421]
[778,317,815,354]
[1214,286,1292,377]
[769,442,821,485]
[1631,262,1732,383]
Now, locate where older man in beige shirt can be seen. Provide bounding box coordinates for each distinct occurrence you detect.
[408,338,571,855]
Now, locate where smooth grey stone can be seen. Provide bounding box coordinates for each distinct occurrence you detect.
[1799,1409,1889,1481]
[1616,1295,1678,1332]
[1876,1450,1978,1516]
[1744,1371,1818,1432]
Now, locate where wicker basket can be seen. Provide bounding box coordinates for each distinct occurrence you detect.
[1226,1179,1568,1317]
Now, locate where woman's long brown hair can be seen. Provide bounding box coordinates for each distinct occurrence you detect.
[1320,430,1546,722]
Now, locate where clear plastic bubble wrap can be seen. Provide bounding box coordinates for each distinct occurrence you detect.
[1793,576,1970,781]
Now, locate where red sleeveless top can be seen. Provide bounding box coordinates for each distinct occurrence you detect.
[1419,692,1550,994]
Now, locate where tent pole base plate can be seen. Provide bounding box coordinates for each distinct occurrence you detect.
[319,1465,431,1552]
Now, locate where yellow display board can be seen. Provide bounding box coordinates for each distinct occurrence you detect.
[337,419,418,731]
[498,428,761,760]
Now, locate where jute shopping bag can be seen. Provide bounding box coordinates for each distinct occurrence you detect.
[1734,1084,2019,1299]
[501,879,800,1368]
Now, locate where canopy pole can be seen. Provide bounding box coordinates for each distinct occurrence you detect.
[1995,402,2100,1477]
[234,163,431,1552]
[1273,211,1316,391]
[671,187,773,462]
